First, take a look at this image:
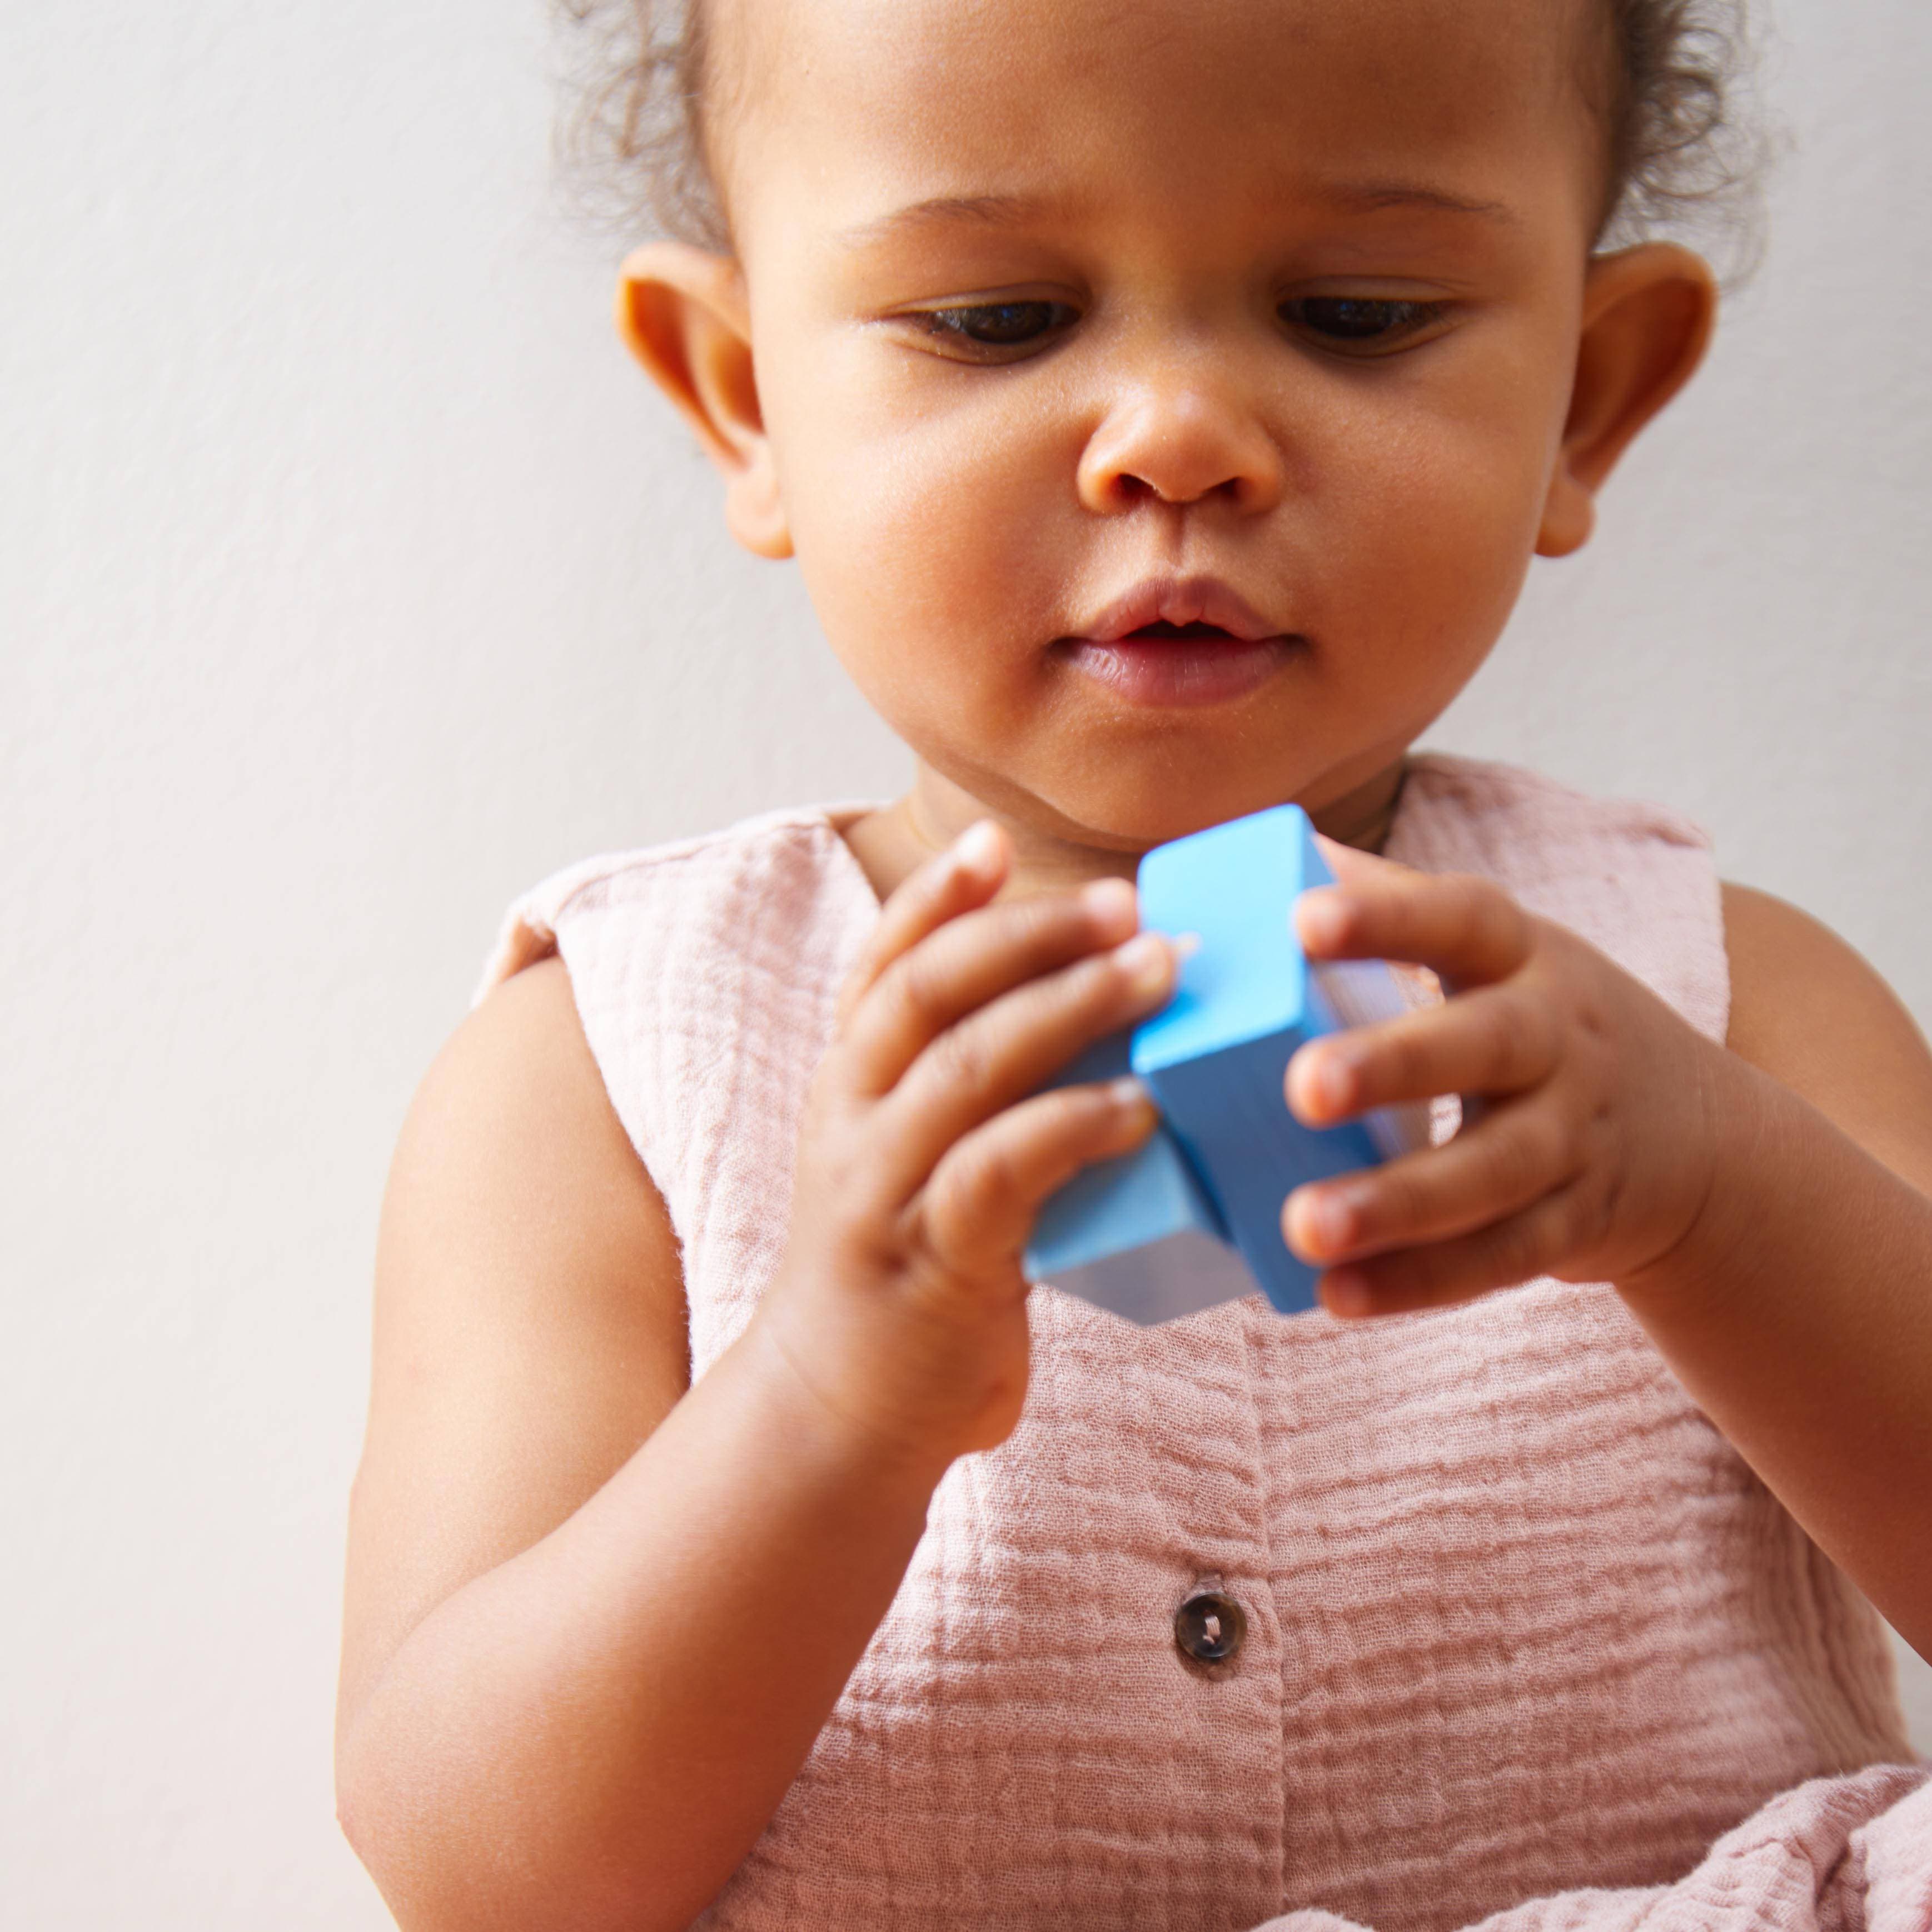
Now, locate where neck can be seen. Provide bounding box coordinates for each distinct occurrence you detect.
[841,758,1409,905]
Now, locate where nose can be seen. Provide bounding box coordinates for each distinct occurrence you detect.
[1076,373,1285,516]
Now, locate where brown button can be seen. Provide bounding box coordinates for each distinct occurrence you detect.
[1174,1580,1247,1666]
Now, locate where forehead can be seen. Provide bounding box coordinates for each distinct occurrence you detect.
[722,0,1600,247]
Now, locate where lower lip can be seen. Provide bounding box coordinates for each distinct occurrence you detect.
[1057,635,1299,708]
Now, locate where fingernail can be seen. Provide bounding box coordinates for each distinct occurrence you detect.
[1296,889,1346,950]
[1324,1268,1373,1318]
[956,820,1003,876]
[1079,875,1138,930]
[1287,1185,1353,1259]
[1107,1074,1154,1118]
[1312,1049,1356,1114]
[1115,932,1172,999]
[1309,1187,1356,1252]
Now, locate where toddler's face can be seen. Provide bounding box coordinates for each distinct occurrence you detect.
[640,0,1709,851]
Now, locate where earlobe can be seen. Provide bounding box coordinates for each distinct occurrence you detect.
[1536,244,1717,559]
[616,243,793,560]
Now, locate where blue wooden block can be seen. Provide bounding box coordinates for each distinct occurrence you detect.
[1023,1038,1256,1326]
[1023,805,1429,1324]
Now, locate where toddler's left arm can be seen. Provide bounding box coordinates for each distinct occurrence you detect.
[1282,856,1932,1658]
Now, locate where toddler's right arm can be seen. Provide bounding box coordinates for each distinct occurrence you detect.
[335,825,1174,1932]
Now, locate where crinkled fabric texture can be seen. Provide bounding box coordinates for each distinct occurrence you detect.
[483,755,1922,1932]
[1254,1765,1932,1930]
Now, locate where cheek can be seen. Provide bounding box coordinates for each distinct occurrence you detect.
[1314,350,1567,666]
[766,351,1076,695]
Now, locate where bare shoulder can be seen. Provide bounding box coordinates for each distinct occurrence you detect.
[340,955,689,1736]
[1722,882,1932,1188]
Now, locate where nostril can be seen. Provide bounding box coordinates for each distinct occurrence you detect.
[1104,470,1257,510]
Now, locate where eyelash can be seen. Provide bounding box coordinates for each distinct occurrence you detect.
[1280,296,1451,351]
[912,301,1079,356]
[903,294,1452,361]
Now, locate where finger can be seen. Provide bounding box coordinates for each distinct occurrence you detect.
[1309,832,1416,891]
[1284,1096,1581,1266]
[1286,983,1558,1126]
[919,1078,1161,1273]
[838,879,1141,1099]
[1296,871,1532,989]
[868,930,1177,1198]
[836,821,1008,1030]
[1314,1182,1592,1318]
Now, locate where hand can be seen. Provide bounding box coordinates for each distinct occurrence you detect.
[1281,852,1723,1317]
[751,822,1174,1473]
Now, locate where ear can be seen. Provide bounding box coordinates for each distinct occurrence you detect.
[616,243,793,560]
[1536,244,1717,558]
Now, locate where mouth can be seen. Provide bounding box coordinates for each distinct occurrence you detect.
[1055,581,1302,708]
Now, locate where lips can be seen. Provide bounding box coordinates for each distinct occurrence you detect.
[1079,576,1283,645]
[1057,577,1301,708]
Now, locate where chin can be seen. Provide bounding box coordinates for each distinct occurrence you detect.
[1040,766,1308,852]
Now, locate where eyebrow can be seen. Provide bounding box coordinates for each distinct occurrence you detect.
[838,181,1517,251]
[836,194,1052,250]
[1319,181,1519,225]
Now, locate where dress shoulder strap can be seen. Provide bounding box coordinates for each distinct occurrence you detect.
[476,803,883,1376]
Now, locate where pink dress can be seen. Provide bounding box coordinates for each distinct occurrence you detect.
[482,755,1927,1932]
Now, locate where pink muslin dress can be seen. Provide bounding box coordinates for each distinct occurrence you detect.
[481,754,1928,1932]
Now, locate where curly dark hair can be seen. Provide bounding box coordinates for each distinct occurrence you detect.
[554,0,1763,270]
[1596,0,1763,262]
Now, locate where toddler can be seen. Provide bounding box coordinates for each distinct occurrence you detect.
[336,2,1932,1928]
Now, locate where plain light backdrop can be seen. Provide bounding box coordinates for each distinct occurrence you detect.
[3,1,1928,1923]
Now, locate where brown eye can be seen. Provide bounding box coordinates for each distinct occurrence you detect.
[918,301,1077,350]
[1281,296,1446,349]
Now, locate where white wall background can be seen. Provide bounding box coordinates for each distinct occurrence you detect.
[3,1,1927,1923]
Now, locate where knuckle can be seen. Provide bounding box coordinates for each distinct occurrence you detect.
[1015,950,1111,1041]
[928,1138,1024,1263]
[1487,1117,1557,1202]
[1396,1244,1455,1301]
[1482,997,1545,1087]
[929,1019,995,1099]
[1531,1111,1579,1183]
[993,894,1081,976]
[1468,1003,1514,1083]
[893,945,953,1030]
[1448,875,1525,960]
[901,1190,954,1267]
[1571,990,1615,1055]
[1040,1083,1103,1142]
[947,1139,1012,1225]
[1017,891,1079,947]
[1079,943,1137,1013]
[1376,1161,1431,1235]
[1378,1022,1431,1098]
[1476,885,1526,957]
[1517,994,1561,1069]
[909,849,958,904]
[917,1172,969,1263]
